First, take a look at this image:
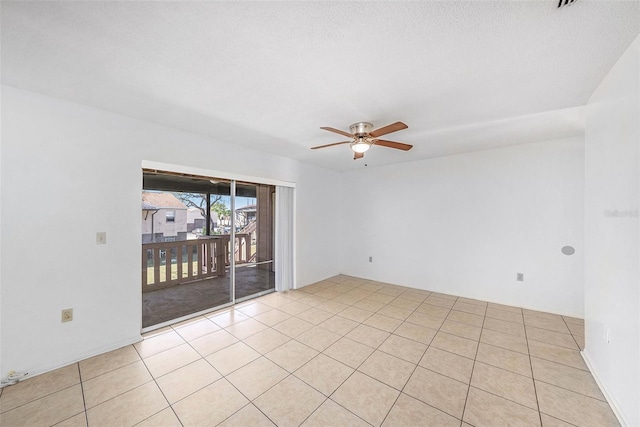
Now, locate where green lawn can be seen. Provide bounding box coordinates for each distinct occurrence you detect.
[145,260,199,284]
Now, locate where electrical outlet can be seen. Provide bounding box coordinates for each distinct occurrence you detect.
[369,256,373,263]
[96,232,107,245]
[61,308,73,323]
[517,273,524,281]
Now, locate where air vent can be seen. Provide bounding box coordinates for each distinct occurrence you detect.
[557,0,578,8]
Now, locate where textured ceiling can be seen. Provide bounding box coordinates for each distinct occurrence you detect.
[2,1,639,171]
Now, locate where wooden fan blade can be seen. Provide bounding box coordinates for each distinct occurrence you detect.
[372,139,413,151]
[353,152,364,160]
[310,141,351,150]
[369,122,408,138]
[320,126,354,138]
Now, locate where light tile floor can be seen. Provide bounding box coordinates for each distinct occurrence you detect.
[0,275,619,427]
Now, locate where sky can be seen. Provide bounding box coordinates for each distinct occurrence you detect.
[182,193,254,210]
[215,195,254,209]
[144,190,255,210]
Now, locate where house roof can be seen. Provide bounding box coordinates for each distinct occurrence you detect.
[236,204,256,213]
[142,192,187,209]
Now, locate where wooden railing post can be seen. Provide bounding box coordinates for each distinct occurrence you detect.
[197,243,204,275]
[215,238,226,276]
[176,245,183,280]
[153,247,161,286]
[187,244,193,278]
[142,248,148,291]
[165,246,171,283]
[205,241,213,274]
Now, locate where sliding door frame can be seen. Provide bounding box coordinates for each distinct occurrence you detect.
[140,160,295,332]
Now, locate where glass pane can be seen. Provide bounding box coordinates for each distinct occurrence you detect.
[141,182,232,328]
[234,182,276,300]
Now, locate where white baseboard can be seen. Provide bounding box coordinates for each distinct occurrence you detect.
[581,350,629,426]
[333,273,585,319]
[1,335,142,388]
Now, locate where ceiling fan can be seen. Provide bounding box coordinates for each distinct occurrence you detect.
[311,121,413,160]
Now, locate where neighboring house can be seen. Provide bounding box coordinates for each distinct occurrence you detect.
[214,205,249,233]
[186,208,205,233]
[236,204,256,228]
[141,192,188,243]
[186,207,219,236]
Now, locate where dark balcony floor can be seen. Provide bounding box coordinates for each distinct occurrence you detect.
[142,267,275,328]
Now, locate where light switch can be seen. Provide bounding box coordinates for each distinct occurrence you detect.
[96,232,107,245]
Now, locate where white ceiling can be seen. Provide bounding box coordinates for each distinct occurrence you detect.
[2,1,639,171]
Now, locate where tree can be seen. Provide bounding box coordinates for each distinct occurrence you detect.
[173,192,225,232]
[211,201,231,227]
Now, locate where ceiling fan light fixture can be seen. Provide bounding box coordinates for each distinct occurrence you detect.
[351,139,371,153]
[314,121,411,156]
[349,122,374,136]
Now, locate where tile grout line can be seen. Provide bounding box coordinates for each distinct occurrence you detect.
[528,370,610,403]
[131,337,189,427]
[213,283,372,427]
[5,355,145,422]
[304,398,371,427]
[525,343,590,372]
[212,286,367,427]
[463,339,559,416]
[212,378,280,427]
[76,363,90,427]
[378,349,431,422]
[480,318,583,410]
[285,283,385,425]
[155,314,287,424]
[161,286,595,427]
[201,318,308,425]
[84,380,166,426]
[0,380,80,416]
[522,309,544,427]
[443,310,562,416]
[324,286,432,426]
[11,278,600,426]
[562,315,584,352]
[381,295,459,425]
[459,303,487,425]
[291,334,362,425]
[297,285,430,426]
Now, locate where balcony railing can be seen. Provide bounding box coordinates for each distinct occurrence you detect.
[142,234,252,293]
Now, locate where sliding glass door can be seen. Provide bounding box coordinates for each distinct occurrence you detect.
[234,182,276,301]
[141,170,277,330]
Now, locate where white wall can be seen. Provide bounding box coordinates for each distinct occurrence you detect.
[584,36,639,427]
[0,85,3,374]
[0,86,341,377]
[340,137,585,317]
